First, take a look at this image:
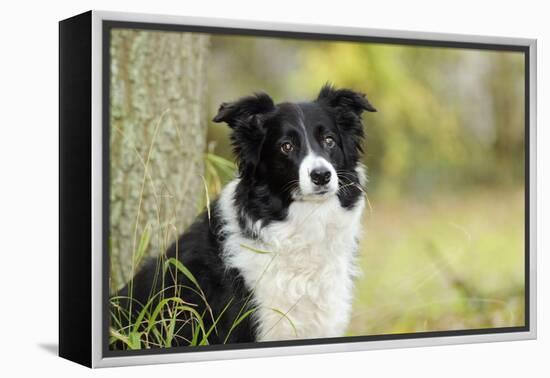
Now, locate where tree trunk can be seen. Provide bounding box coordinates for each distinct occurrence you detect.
[109,29,210,291]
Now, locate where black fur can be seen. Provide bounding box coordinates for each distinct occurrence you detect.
[112,85,375,348]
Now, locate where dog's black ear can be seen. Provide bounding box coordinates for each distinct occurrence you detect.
[316,83,376,115]
[317,84,375,165]
[213,92,276,177]
[212,92,275,127]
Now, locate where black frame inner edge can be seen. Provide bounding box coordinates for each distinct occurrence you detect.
[101,19,531,358]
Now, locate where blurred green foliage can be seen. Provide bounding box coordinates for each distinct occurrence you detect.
[351,188,524,334]
[207,36,525,199]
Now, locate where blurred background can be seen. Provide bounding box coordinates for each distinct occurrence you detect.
[109,29,525,337]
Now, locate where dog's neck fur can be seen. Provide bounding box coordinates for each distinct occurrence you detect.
[217,167,366,341]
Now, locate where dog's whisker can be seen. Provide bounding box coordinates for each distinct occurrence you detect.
[338,175,366,193]
[281,180,300,194]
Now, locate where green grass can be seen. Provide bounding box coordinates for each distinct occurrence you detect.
[348,188,525,335]
[110,251,259,350]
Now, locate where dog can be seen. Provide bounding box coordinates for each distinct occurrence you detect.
[114,84,376,346]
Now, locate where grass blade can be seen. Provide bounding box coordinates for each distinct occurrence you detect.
[223,307,257,344]
[164,258,202,291]
[240,244,272,254]
[270,307,298,337]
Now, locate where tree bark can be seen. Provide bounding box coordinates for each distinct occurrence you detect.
[109,29,210,291]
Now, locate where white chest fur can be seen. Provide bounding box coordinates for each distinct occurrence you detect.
[218,180,365,341]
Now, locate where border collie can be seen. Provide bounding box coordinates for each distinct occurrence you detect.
[116,84,376,346]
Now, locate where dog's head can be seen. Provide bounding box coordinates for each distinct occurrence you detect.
[213,84,376,202]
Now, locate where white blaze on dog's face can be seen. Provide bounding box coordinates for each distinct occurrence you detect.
[298,152,338,200]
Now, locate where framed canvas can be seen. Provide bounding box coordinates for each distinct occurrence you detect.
[59,10,537,368]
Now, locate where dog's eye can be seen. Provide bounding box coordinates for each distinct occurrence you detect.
[324,136,335,148]
[280,142,294,154]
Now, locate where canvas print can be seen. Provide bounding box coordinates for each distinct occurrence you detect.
[107,27,526,352]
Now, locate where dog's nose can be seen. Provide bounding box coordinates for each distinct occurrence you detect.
[310,169,331,186]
